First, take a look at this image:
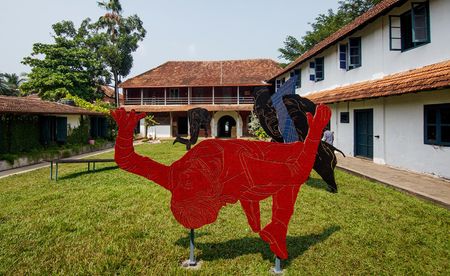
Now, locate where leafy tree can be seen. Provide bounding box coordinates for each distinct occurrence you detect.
[248,112,270,140]
[144,114,158,139]
[0,73,26,96]
[278,0,382,63]
[94,0,146,106]
[21,21,107,101]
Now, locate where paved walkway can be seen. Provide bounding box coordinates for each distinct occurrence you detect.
[0,147,116,180]
[337,155,450,209]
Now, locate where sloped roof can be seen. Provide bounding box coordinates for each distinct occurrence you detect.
[272,0,407,79]
[307,60,450,104]
[0,95,103,115]
[100,85,123,99]
[120,59,282,88]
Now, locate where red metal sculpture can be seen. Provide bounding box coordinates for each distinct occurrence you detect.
[111,105,331,259]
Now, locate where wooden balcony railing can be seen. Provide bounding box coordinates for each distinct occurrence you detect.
[124,97,253,105]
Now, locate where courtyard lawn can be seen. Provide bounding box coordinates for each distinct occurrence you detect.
[0,141,449,275]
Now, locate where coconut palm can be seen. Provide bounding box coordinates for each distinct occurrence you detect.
[97,0,122,40]
[0,73,26,96]
[0,73,9,95]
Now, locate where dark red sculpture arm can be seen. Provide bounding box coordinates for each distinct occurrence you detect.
[111,108,171,190]
[296,105,331,170]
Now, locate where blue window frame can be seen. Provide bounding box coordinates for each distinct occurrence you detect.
[339,44,348,69]
[309,58,324,81]
[339,37,361,70]
[309,61,316,81]
[315,57,324,81]
[389,1,430,51]
[349,37,361,69]
[424,104,450,146]
[290,69,301,88]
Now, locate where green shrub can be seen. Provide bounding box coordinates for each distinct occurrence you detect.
[0,114,41,154]
[248,112,270,140]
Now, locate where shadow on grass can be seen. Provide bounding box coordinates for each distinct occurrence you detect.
[57,166,118,180]
[175,225,340,267]
[306,176,331,192]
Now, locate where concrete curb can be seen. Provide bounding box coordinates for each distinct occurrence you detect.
[337,165,450,210]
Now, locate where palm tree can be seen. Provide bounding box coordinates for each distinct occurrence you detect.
[97,0,122,40]
[0,73,26,96]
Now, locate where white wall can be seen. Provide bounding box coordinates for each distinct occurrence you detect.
[148,125,171,138]
[212,111,243,137]
[277,0,450,96]
[332,90,450,178]
[137,118,171,138]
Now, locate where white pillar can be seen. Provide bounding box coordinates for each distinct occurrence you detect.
[236,113,241,138]
[237,86,240,104]
[211,112,216,137]
[188,87,192,104]
[164,88,167,105]
[169,112,173,137]
[140,88,144,105]
[212,87,215,105]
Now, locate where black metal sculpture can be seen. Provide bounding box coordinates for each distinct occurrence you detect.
[173,107,211,150]
[253,87,344,193]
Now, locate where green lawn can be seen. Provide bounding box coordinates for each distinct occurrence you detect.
[0,141,449,275]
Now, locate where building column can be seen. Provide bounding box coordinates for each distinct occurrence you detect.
[140,88,144,105]
[169,112,173,137]
[210,112,216,137]
[236,113,241,138]
[237,86,240,104]
[212,87,215,104]
[188,87,192,104]
[164,88,167,105]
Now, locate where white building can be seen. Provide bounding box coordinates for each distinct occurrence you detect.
[272,0,450,179]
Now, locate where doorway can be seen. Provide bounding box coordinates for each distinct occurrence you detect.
[354,109,373,159]
[177,116,188,136]
[217,116,236,138]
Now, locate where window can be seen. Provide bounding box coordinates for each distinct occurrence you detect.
[339,37,362,70]
[169,88,179,98]
[309,57,324,82]
[424,104,450,146]
[290,69,302,88]
[389,1,430,51]
[276,79,281,89]
[340,112,350,123]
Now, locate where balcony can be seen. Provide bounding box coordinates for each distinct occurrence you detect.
[124,96,254,105]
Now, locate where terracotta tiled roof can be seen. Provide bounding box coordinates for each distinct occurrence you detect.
[123,104,253,113]
[272,0,406,79]
[119,59,282,88]
[100,85,124,104]
[307,60,450,104]
[0,95,104,115]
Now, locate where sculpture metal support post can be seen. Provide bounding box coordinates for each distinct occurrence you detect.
[274,256,282,274]
[189,229,197,266]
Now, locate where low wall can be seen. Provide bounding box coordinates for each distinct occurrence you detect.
[0,142,114,172]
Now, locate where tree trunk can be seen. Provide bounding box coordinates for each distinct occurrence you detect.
[114,72,119,107]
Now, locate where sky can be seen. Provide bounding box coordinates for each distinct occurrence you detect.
[0,0,339,79]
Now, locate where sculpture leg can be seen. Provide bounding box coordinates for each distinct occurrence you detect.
[189,229,196,266]
[240,200,261,232]
[259,185,300,259]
